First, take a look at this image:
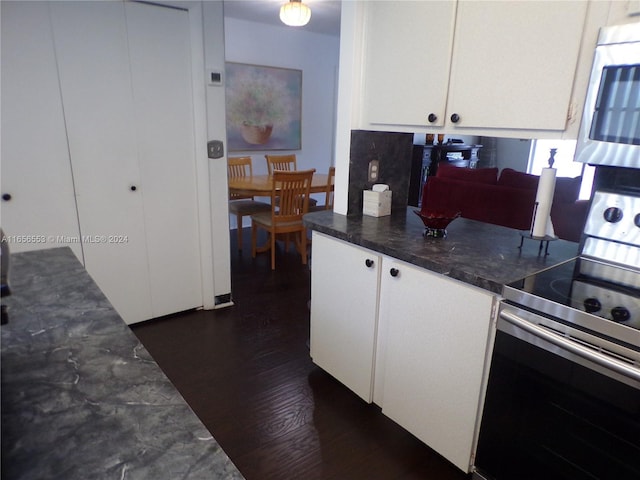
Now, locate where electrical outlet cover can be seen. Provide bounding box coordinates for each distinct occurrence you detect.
[368,160,379,182]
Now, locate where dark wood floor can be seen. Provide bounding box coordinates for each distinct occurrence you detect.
[132,229,470,480]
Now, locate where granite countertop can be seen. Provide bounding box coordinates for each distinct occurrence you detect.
[1,247,245,480]
[304,208,580,294]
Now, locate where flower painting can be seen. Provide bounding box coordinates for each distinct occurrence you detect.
[225,62,302,151]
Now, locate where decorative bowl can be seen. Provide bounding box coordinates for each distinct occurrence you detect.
[413,209,461,238]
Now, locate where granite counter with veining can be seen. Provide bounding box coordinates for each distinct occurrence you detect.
[1,247,245,480]
[304,208,580,294]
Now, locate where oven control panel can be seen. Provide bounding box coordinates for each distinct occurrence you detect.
[584,191,640,247]
[582,191,640,270]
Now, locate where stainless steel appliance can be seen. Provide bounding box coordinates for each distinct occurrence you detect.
[574,22,640,169]
[473,189,640,479]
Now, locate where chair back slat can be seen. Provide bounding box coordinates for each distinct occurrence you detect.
[265,154,297,175]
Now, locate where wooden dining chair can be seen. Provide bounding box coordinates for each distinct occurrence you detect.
[228,156,271,250]
[308,166,335,212]
[265,153,317,208]
[265,154,297,175]
[251,169,315,270]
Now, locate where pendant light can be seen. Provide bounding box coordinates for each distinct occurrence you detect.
[280,0,311,27]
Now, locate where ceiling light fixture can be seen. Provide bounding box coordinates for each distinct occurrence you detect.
[279,0,311,27]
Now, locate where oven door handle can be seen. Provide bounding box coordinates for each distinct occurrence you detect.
[499,310,640,383]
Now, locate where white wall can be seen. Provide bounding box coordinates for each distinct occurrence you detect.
[494,138,531,172]
[223,17,340,223]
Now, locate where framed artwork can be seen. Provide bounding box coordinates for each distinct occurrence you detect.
[225,62,302,151]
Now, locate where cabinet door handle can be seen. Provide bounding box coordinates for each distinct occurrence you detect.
[427,113,438,123]
[2,193,12,202]
[389,268,399,277]
[450,113,460,123]
[365,259,374,268]
[130,185,138,192]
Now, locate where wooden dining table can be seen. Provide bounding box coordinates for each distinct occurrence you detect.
[228,173,333,197]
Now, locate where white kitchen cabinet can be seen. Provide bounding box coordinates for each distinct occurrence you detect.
[309,233,497,472]
[363,1,456,128]
[378,257,496,473]
[362,0,588,135]
[2,1,204,324]
[309,232,381,403]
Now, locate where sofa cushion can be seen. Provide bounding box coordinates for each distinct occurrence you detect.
[497,168,538,190]
[499,168,582,204]
[436,165,498,185]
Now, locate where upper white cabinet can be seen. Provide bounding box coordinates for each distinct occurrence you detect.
[363,1,456,128]
[361,0,589,136]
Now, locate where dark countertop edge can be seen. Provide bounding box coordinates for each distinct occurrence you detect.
[304,209,579,295]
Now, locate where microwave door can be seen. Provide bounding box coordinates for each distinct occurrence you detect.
[575,36,640,169]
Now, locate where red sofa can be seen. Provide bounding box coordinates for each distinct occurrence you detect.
[421,166,589,242]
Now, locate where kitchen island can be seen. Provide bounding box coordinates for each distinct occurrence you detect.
[304,208,579,294]
[303,208,580,473]
[0,247,245,480]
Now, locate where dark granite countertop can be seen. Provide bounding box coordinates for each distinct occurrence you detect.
[1,247,245,480]
[304,209,580,294]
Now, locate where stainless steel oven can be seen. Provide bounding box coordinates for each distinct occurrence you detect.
[473,189,640,480]
[575,22,640,169]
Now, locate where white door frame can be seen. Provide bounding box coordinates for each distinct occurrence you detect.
[151,0,230,309]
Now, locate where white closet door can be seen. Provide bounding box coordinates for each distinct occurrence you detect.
[0,1,82,258]
[50,2,153,323]
[125,2,203,317]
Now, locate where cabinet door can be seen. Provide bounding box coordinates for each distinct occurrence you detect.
[363,1,456,127]
[379,258,494,473]
[0,2,82,259]
[446,0,588,131]
[310,232,380,403]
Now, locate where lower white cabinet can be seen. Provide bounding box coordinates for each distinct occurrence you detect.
[309,232,497,472]
[377,257,496,473]
[310,232,381,402]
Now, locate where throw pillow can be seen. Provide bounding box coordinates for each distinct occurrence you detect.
[436,165,498,184]
[497,168,539,190]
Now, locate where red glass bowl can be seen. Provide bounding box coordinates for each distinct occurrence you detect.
[413,209,461,238]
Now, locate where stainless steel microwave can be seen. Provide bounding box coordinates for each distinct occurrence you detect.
[575,22,640,169]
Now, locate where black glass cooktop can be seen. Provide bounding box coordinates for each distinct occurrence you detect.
[505,258,640,332]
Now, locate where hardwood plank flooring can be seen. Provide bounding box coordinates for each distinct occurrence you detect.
[132,229,470,480]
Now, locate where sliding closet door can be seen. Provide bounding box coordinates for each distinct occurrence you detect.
[125,2,203,317]
[49,1,204,323]
[0,1,82,259]
[50,2,153,322]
